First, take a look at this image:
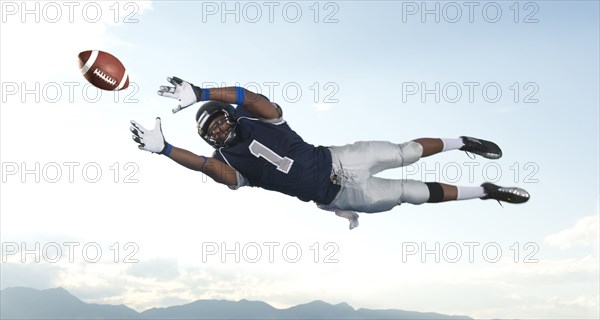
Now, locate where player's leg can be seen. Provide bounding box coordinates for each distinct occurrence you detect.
[329,141,424,177]
[329,136,502,179]
[319,178,428,213]
[387,180,490,207]
[412,138,444,157]
[322,178,530,213]
[421,182,530,204]
[414,136,503,159]
[424,182,482,203]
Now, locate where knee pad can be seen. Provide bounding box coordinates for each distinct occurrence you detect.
[402,180,429,205]
[425,182,444,203]
[399,141,423,166]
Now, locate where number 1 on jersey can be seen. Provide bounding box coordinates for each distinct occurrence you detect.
[248,140,294,174]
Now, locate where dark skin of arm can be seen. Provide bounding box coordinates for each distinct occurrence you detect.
[167,146,238,185]
[205,87,281,120]
[166,87,281,187]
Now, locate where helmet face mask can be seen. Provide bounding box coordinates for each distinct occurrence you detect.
[196,101,238,148]
[203,114,237,146]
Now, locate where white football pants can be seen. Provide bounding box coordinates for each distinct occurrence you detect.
[318,141,430,214]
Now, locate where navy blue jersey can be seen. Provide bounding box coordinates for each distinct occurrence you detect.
[213,105,340,204]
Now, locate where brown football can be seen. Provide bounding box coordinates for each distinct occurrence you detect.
[78,50,129,91]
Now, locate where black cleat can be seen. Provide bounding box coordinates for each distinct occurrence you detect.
[459,136,502,159]
[480,182,530,205]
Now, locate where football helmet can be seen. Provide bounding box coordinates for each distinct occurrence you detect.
[196,101,238,148]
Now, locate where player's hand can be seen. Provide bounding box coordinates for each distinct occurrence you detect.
[130,118,170,154]
[157,76,202,114]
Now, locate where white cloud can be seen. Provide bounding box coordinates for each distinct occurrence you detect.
[545,215,600,249]
[473,256,599,286]
[127,258,180,280]
[409,256,600,319]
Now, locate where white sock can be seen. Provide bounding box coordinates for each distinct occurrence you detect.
[441,138,464,152]
[457,186,486,200]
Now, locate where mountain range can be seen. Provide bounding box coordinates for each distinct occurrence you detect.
[1,287,472,319]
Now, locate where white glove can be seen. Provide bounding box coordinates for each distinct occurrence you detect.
[157,76,202,114]
[130,117,170,154]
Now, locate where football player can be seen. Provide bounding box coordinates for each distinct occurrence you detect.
[130,77,530,229]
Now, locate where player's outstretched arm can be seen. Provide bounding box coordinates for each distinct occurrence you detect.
[167,147,238,186]
[202,86,281,120]
[129,117,237,186]
[158,76,281,119]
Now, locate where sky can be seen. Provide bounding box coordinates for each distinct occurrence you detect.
[1,1,599,319]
